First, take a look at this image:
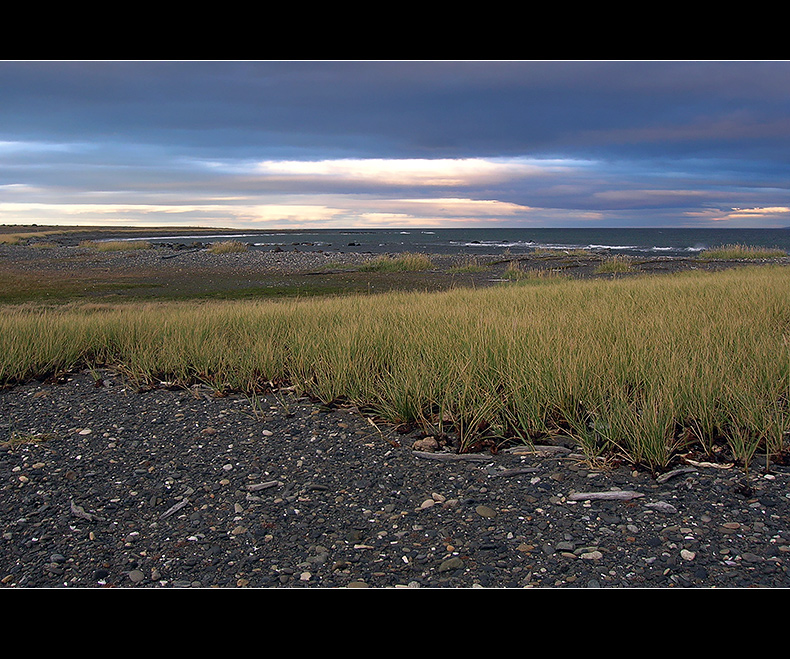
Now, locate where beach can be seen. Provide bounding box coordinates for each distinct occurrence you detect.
[3,370,790,588]
[2,226,790,588]
[1,225,785,304]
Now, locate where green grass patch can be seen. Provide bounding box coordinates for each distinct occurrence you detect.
[358,253,433,272]
[699,244,787,260]
[0,271,159,304]
[1,431,56,450]
[3,266,790,472]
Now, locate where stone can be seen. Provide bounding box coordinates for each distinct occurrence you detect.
[412,436,439,451]
[128,569,145,584]
[438,557,464,572]
[580,550,603,560]
[475,505,497,518]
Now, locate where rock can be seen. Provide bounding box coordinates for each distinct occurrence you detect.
[412,436,439,451]
[580,550,603,560]
[475,505,497,518]
[438,557,464,572]
[128,569,145,584]
[646,501,678,513]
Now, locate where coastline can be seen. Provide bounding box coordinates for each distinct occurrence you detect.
[2,226,788,304]
[3,226,790,588]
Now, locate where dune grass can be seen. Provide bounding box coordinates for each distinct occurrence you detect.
[2,266,790,472]
[594,255,634,274]
[80,240,152,251]
[502,260,569,282]
[358,253,433,272]
[699,244,787,260]
[207,240,249,254]
[0,228,72,245]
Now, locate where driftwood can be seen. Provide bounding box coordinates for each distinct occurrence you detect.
[505,444,572,455]
[568,490,644,501]
[159,498,189,520]
[656,466,697,483]
[247,480,283,492]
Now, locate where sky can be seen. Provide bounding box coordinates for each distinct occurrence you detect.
[2,60,790,230]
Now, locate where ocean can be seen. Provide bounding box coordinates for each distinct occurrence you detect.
[135,227,790,257]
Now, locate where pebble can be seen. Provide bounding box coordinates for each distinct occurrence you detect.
[475,505,497,518]
[2,370,790,588]
[128,570,145,584]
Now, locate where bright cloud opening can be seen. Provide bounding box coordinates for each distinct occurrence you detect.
[253,157,574,187]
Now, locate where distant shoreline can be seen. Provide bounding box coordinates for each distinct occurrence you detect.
[2,230,790,305]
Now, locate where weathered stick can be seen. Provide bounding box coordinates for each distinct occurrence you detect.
[160,498,189,519]
[568,490,644,501]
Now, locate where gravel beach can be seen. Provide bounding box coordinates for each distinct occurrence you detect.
[3,371,790,589]
[2,229,790,588]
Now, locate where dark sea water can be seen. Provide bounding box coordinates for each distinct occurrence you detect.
[139,227,790,257]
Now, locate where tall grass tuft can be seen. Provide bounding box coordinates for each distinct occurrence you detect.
[502,261,569,282]
[699,244,787,260]
[358,253,433,272]
[594,255,634,274]
[80,240,152,251]
[207,241,249,254]
[3,266,790,471]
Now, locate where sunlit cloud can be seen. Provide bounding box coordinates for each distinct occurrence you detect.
[0,194,597,229]
[681,205,790,228]
[252,157,581,187]
[3,62,790,229]
[0,139,80,154]
[729,206,790,216]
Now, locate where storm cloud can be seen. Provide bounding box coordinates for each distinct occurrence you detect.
[2,60,790,229]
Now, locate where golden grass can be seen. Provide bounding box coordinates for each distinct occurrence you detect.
[699,244,787,260]
[0,228,72,244]
[358,253,433,272]
[207,240,249,254]
[2,266,790,470]
[80,240,152,251]
[502,260,569,281]
[594,255,634,274]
